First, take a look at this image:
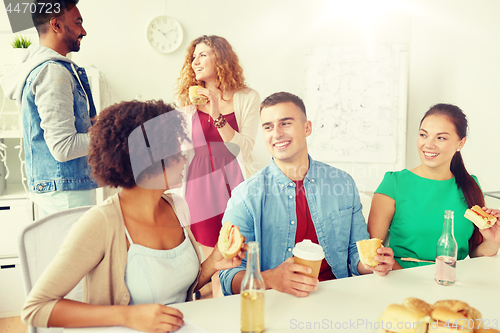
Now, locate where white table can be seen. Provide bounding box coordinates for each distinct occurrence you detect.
[67,256,500,333]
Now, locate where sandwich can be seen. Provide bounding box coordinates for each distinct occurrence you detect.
[356,238,383,267]
[432,300,482,329]
[378,304,430,333]
[189,85,208,105]
[403,297,432,317]
[464,205,497,229]
[218,221,243,259]
[429,307,472,333]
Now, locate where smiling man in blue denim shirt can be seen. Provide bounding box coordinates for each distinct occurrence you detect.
[0,0,97,214]
[219,92,395,297]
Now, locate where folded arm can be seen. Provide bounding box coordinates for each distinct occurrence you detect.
[49,300,184,333]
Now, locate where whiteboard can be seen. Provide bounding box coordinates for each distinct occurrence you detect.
[305,44,408,167]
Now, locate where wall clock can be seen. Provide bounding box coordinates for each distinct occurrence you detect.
[147,16,183,54]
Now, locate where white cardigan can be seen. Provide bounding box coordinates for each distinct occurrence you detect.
[178,88,261,198]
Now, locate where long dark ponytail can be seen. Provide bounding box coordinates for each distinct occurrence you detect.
[421,104,484,252]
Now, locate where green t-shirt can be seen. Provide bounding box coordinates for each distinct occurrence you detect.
[375,169,476,268]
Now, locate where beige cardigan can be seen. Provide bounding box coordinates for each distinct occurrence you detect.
[22,192,202,328]
[177,88,261,198]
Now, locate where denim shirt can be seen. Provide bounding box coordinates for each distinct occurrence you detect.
[22,60,97,193]
[219,156,369,296]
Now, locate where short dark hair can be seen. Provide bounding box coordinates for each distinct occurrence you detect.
[32,0,79,34]
[260,92,307,118]
[88,100,189,189]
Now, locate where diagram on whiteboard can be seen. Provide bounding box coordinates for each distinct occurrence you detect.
[305,44,407,164]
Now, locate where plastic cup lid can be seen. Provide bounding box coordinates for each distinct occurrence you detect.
[292,239,325,261]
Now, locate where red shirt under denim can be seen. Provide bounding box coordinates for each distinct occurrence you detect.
[294,180,335,281]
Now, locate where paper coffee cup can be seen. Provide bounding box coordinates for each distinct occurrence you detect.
[293,239,325,279]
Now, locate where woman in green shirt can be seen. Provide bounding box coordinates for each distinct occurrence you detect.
[367,104,500,269]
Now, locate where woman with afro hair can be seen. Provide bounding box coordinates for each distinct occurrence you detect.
[21,100,245,332]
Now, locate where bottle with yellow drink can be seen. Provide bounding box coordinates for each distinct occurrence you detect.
[241,241,265,333]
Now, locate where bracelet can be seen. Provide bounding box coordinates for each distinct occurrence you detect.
[213,113,227,129]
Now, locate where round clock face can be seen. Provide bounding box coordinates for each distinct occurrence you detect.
[147,16,183,54]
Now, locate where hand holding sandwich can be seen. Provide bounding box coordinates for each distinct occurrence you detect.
[470,207,500,257]
[193,86,222,122]
[356,238,395,276]
[478,207,500,241]
[357,246,395,276]
[210,239,247,271]
[195,228,247,293]
[190,86,237,143]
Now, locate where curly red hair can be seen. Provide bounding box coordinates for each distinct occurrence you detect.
[175,35,247,106]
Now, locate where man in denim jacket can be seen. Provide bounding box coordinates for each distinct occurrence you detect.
[0,0,97,214]
[219,92,395,297]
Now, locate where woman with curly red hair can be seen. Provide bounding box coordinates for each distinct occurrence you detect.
[175,35,260,297]
[21,100,245,332]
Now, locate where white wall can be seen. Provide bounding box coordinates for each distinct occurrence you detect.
[73,0,413,191]
[1,0,499,192]
[407,0,500,192]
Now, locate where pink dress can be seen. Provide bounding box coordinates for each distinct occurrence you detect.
[185,111,245,247]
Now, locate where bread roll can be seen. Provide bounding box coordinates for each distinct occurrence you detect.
[378,304,430,333]
[464,205,497,230]
[218,222,243,259]
[189,86,208,105]
[356,238,383,267]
